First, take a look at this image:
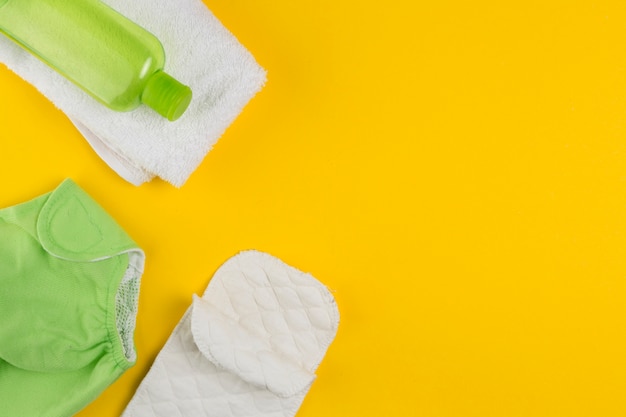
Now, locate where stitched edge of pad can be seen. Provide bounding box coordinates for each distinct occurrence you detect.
[204,250,340,372]
[190,295,316,397]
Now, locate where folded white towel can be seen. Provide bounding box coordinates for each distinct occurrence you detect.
[122,250,340,417]
[0,0,266,187]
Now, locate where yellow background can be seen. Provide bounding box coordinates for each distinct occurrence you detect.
[2,0,626,415]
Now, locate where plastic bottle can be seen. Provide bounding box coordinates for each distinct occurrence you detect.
[0,0,192,121]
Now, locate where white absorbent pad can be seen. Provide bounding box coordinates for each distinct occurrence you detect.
[0,0,266,187]
[122,250,339,417]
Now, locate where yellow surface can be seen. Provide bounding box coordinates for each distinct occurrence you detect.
[3,0,626,415]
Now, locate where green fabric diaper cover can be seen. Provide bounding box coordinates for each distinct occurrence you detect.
[0,179,145,416]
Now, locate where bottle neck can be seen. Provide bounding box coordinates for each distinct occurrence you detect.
[141,71,192,121]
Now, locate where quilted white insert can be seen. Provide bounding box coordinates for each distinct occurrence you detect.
[122,251,339,417]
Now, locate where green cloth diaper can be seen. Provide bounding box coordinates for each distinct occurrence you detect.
[0,179,145,416]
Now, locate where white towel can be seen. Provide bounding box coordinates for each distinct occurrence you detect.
[0,0,266,187]
[121,250,340,417]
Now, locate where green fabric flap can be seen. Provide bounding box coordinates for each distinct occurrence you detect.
[36,179,139,262]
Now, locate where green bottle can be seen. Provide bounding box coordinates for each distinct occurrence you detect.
[0,0,192,121]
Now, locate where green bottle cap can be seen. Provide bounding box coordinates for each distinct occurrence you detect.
[142,71,192,121]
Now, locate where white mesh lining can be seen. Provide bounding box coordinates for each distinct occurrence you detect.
[115,261,141,363]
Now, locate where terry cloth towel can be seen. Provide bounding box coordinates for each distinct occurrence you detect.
[121,250,340,417]
[0,0,266,187]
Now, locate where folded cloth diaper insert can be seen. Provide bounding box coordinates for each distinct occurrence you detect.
[0,179,145,416]
[0,0,266,187]
[122,250,339,417]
